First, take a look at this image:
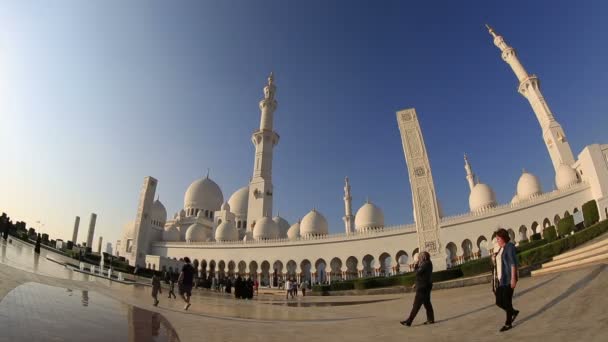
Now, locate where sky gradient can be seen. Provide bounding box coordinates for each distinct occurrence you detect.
[1,1,607,248]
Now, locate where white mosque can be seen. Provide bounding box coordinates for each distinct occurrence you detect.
[117,26,608,286]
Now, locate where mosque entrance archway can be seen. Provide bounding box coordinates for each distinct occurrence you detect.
[315,259,327,284]
[218,260,226,280]
[531,221,539,235]
[208,260,216,279]
[286,260,297,278]
[260,261,271,287]
[227,260,236,278]
[445,242,457,268]
[300,260,312,283]
[462,239,473,261]
[519,225,528,242]
[553,214,561,226]
[238,261,247,277]
[249,261,258,280]
[477,236,488,257]
[362,254,375,277]
[396,251,408,274]
[543,218,551,229]
[379,252,391,276]
[192,259,199,278]
[345,256,358,279]
[507,229,516,243]
[329,257,342,282]
[273,260,284,286]
[200,260,207,279]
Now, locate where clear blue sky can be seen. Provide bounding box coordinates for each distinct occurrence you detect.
[1,1,607,247]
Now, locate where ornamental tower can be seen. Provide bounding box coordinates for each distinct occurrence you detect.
[486,25,575,171]
[464,154,476,191]
[342,177,354,234]
[247,73,280,231]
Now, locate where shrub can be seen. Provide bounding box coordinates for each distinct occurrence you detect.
[518,239,529,246]
[582,200,599,227]
[543,226,558,242]
[519,219,608,266]
[530,233,542,241]
[558,216,575,236]
[460,257,492,277]
[517,239,547,253]
[432,268,464,282]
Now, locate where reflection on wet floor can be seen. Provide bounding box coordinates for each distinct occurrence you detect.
[268,298,396,307]
[0,282,180,342]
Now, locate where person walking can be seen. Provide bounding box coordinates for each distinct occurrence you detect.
[401,251,435,327]
[301,279,307,297]
[151,272,162,306]
[492,228,520,332]
[168,272,177,299]
[285,278,292,299]
[178,257,195,310]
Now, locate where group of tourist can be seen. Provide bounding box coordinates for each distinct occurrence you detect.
[400,228,519,332]
[151,257,195,310]
[233,275,255,299]
[284,278,308,299]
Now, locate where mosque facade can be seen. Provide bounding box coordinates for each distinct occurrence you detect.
[117,27,608,285]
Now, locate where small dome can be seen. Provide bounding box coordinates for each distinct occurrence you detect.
[510,194,520,205]
[555,164,579,190]
[151,199,167,224]
[300,209,328,237]
[220,202,231,212]
[253,216,279,240]
[185,222,212,242]
[469,183,497,212]
[215,221,238,241]
[287,221,300,240]
[227,186,249,216]
[355,201,385,231]
[163,225,180,241]
[517,171,542,200]
[184,176,224,212]
[272,216,290,238]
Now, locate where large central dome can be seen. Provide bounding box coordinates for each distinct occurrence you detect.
[184,176,224,211]
[227,186,249,216]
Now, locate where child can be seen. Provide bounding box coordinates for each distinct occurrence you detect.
[152,272,162,306]
[168,272,177,299]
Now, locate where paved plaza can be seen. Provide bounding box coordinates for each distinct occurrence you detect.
[1,240,607,341]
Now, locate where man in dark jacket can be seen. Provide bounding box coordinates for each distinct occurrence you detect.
[401,251,435,326]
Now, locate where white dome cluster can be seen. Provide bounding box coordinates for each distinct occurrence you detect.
[300,209,328,237]
[287,221,300,240]
[469,183,497,212]
[516,171,542,200]
[215,221,239,241]
[163,224,180,241]
[253,216,279,240]
[355,201,385,232]
[273,215,290,238]
[185,222,212,242]
[227,186,249,217]
[184,176,224,214]
[151,199,167,226]
[555,164,579,190]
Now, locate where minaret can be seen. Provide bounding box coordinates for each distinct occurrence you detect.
[464,154,476,191]
[71,216,80,245]
[86,213,97,249]
[486,25,575,171]
[342,177,354,234]
[247,73,280,231]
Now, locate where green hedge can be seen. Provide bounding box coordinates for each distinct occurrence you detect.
[582,200,599,228]
[558,215,575,236]
[460,257,492,277]
[543,226,558,242]
[530,233,542,241]
[519,219,608,267]
[517,239,547,253]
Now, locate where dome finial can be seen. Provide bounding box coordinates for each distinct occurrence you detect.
[485,24,498,38]
[206,168,210,179]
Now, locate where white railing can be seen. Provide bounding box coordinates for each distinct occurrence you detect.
[152,223,417,247]
[440,181,589,225]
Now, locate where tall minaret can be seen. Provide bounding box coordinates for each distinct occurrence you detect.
[464,154,476,191]
[342,177,354,234]
[486,25,575,171]
[247,73,280,231]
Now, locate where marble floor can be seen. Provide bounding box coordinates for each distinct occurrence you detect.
[1,239,607,342]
